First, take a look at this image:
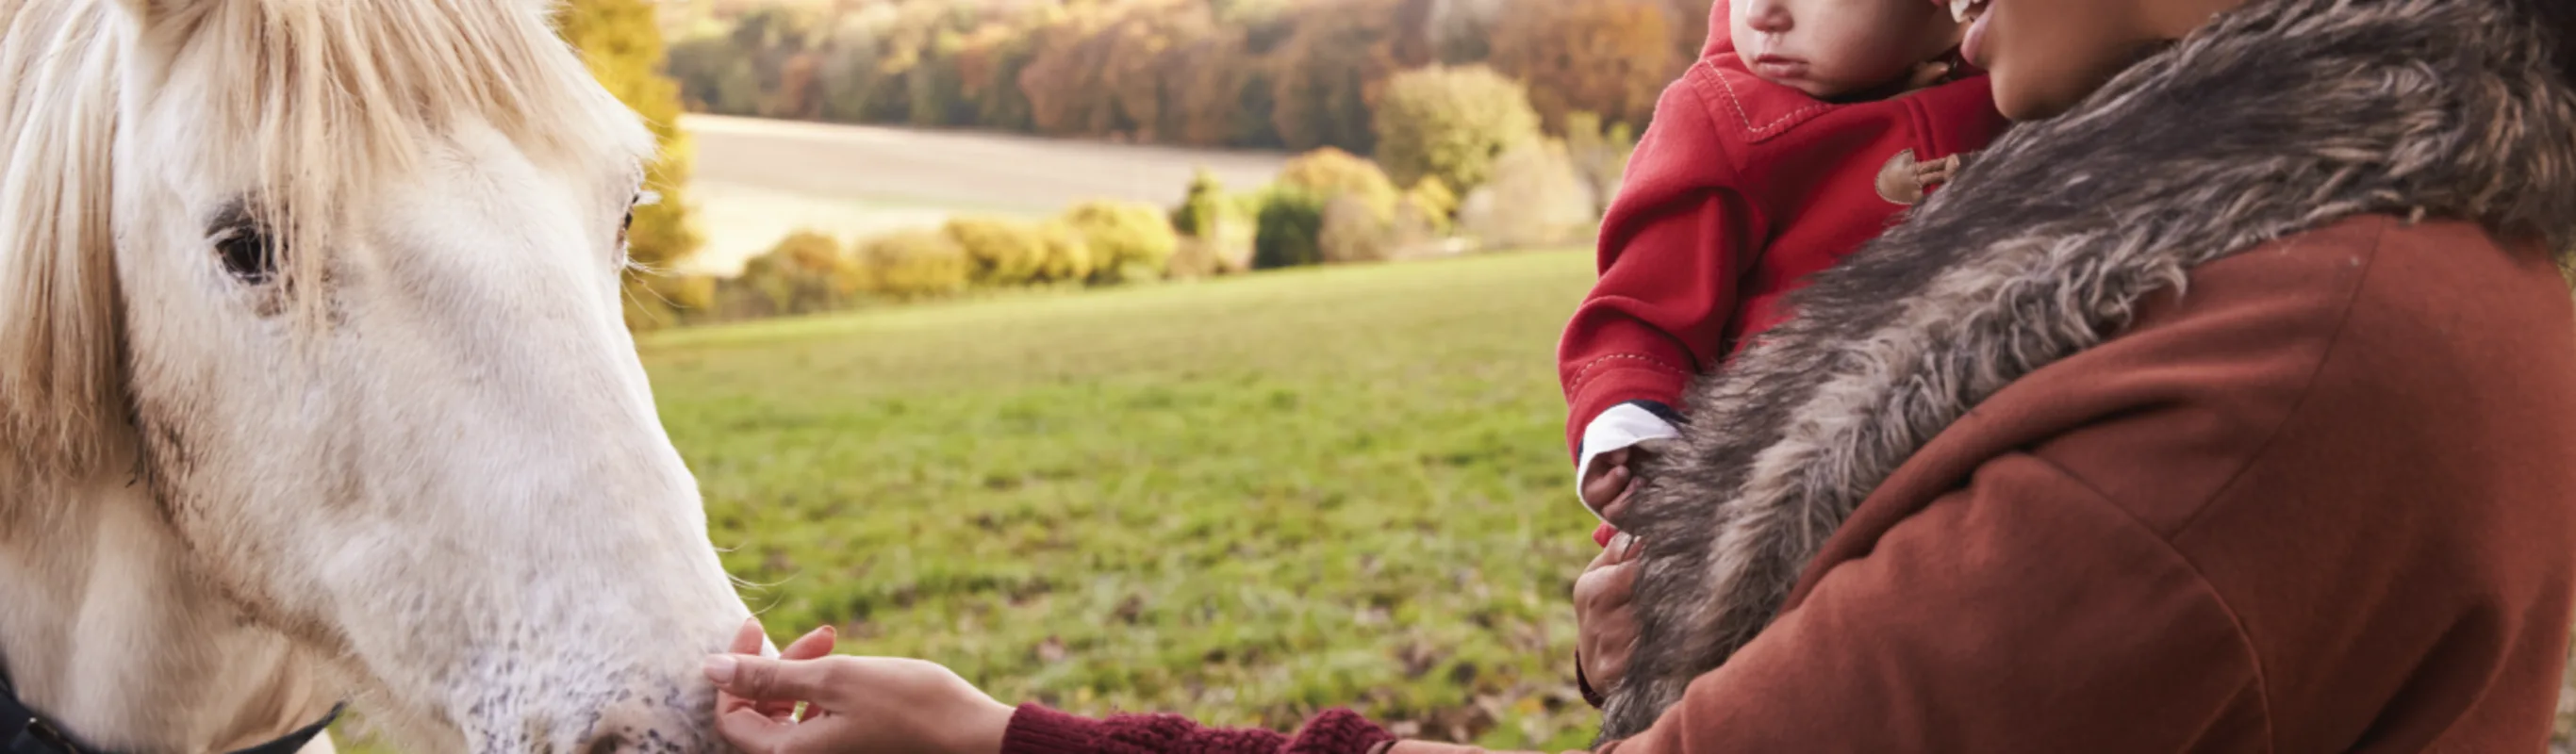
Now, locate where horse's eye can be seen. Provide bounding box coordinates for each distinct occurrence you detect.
[211,222,277,284]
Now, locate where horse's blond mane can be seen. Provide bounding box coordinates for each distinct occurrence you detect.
[2,3,126,479]
[0,0,652,478]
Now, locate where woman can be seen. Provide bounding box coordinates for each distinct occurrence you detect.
[702,0,2576,750]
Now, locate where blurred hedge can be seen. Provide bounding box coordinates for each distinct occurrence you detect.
[1063,200,1182,285]
[948,217,1053,286]
[861,228,974,299]
[718,230,861,318]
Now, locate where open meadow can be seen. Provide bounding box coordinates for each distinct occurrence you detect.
[656,249,1604,747]
[339,249,1611,751]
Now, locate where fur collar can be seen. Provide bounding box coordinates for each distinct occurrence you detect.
[1599,0,2576,738]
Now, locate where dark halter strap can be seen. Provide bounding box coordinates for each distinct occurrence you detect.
[3,664,343,754]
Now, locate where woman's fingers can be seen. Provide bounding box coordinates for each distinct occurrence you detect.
[706,655,846,707]
[1585,533,1627,572]
[1576,558,1638,612]
[1581,465,1631,513]
[726,616,766,655]
[781,625,837,660]
[714,703,811,754]
[1599,483,1639,522]
[1598,559,1638,605]
[1587,533,1645,572]
[717,617,769,717]
[754,626,839,719]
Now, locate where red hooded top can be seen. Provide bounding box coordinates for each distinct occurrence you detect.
[1556,3,2010,463]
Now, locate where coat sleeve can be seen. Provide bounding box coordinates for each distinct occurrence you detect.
[1557,64,1765,461]
[1593,452,2269,754]
[1002,704,1395,754]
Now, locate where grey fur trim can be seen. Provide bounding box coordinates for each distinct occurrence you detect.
[1597,0,2576,739]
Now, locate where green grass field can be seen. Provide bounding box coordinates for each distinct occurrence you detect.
[341,249,1610,750]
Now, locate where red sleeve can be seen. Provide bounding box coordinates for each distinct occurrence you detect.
[1558,65,1766,457]
[1002,704,1395,754]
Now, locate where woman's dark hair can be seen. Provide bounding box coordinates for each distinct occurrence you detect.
[2531,0,2576,85]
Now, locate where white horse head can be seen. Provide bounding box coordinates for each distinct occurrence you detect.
[0,1,752,752]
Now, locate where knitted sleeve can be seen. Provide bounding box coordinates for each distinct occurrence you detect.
[1002,704,1395,754]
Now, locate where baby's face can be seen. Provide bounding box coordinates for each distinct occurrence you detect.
[1728,0,1964,97]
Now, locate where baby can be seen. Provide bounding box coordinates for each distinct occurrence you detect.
[1559,0,2009,544]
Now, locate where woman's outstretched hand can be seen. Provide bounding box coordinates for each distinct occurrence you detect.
[717,617,840,732]
[703,621,1016,754]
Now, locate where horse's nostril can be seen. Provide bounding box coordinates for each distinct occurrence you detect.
[581,731,626,754]
[576,699,704,754]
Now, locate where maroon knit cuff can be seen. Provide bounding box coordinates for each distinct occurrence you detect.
[1285,709,1397,754]
[1003,704,1101,754]
[999,704,1395,754]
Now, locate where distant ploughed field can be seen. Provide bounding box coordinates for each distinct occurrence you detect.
[680,114,1292,276]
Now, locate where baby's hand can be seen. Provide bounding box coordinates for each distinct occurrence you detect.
[1580,448,1638,519]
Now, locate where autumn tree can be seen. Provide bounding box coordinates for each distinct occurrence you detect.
[955,21,1040,131]
[815,14,897,122]
[1390,0,1441,68]
[1277,147,1400,222]
[1371,64,1542,192]
[558,0,705,329]
[1489,0,1680,132]
[1267,0,1402,153]
[905,29,973,127]
[1423,0,1505,63]
[666,35,761,114]
[1666,0,1716,60]
[1169,28,1279,147]
[732,6,830,115]
[1018,5,1124,137]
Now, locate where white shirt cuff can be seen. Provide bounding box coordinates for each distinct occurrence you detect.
[1574,403,1682,519]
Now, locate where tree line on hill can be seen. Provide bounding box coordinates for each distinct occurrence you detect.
[568,0,1676,328]
[661,2,1654,326]
[661,0,1709,152]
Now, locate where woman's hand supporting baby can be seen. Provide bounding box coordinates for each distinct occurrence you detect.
[1575,517,1644,696]
[703,617,1016,754]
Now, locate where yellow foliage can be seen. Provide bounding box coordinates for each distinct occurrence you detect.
[859,228,972,299]
[1277,147,1400,223]
[558,0,705,330]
